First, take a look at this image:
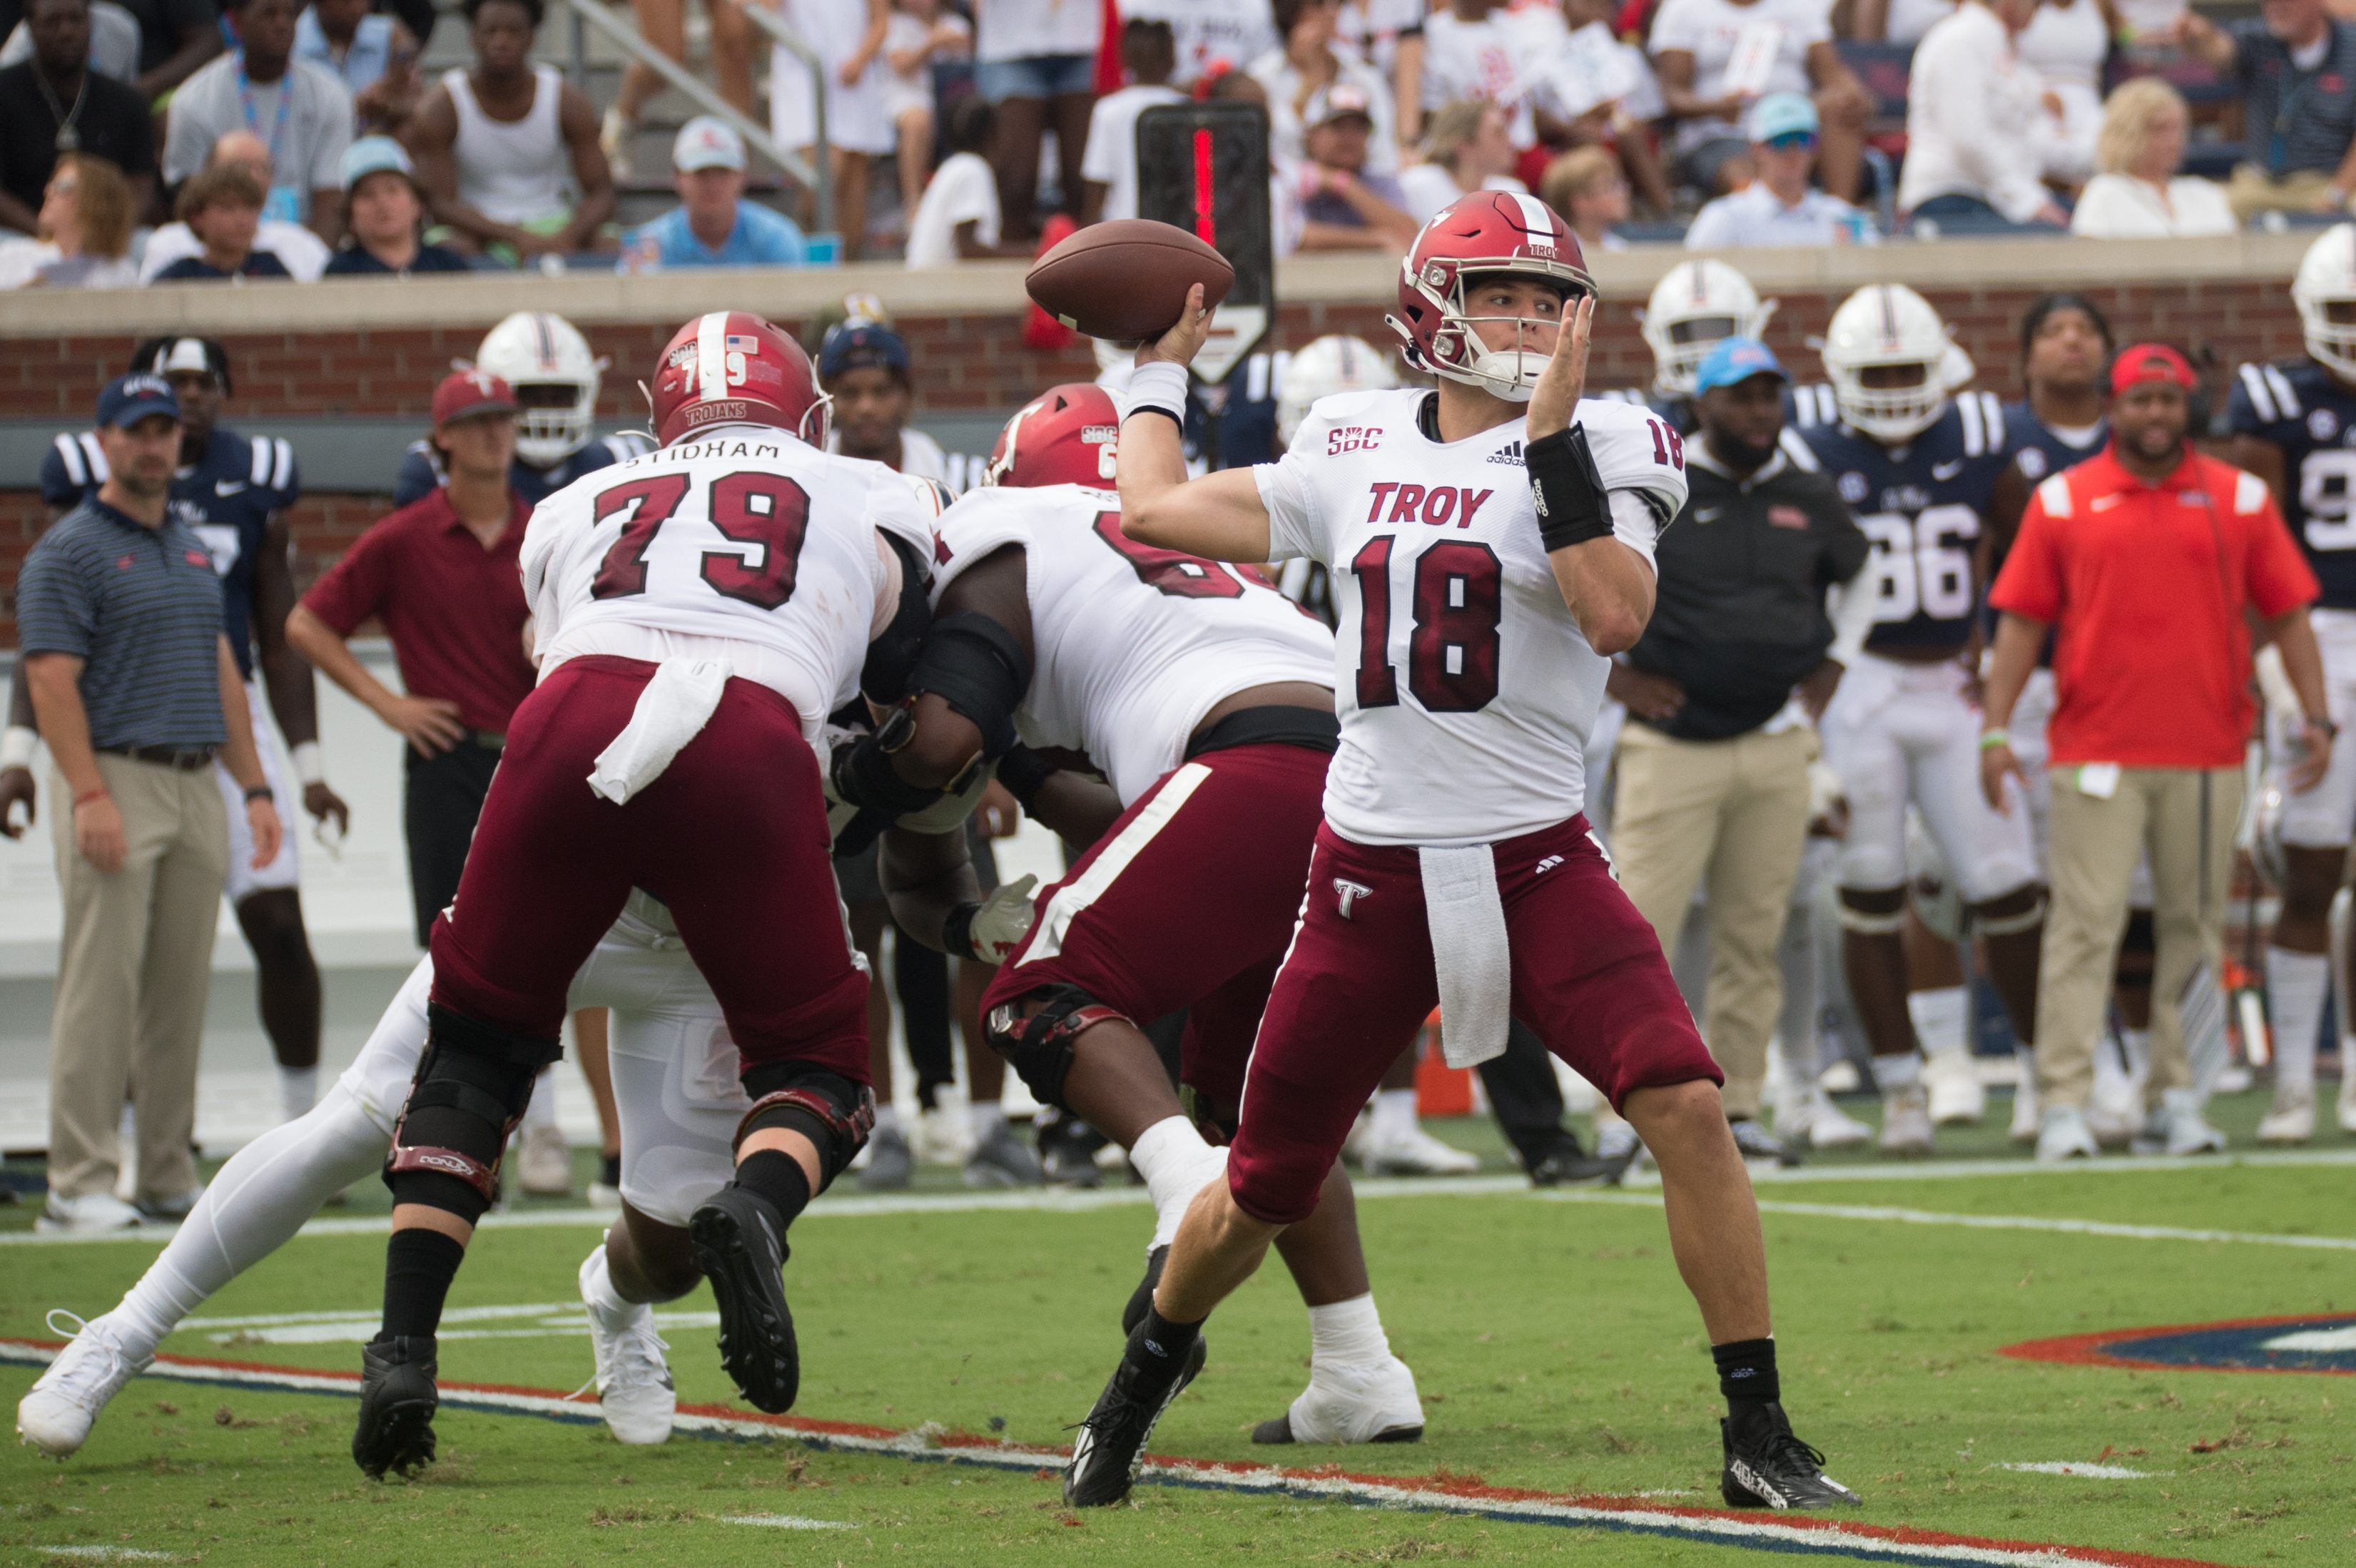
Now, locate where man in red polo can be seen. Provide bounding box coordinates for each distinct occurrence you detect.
[1981,342,2332,1162]
[288,370,536,947]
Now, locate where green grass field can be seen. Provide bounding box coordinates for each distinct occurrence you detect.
[3,1099,2354,1567]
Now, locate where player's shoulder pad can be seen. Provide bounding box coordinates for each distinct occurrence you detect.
[1777,427,1819,472]
[41,432,106,504]
[1955,392,2005,459]
[1787,382,1840,429]
[391,442,441,506]
[1304,385,1416,442]
[2230,360,2312,431]
[602,430,657,462]
[928,483,1054,603]
[1578,397,1690,516]
[244,434,298,496]
[2033,472,2073,519]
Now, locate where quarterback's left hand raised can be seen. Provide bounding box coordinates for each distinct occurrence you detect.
[968,875,1039,964]
[1528,292,1594,442]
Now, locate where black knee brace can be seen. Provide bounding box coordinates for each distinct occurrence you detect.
[385,1004,562,1221]
[982,984,1132,1112]
[735,1064,877,1191]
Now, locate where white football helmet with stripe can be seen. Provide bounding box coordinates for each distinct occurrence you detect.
[1640,260,1775,397]
[474,312,606,467]
[2295,224,2356,382]
[1276,335,1399,448]
[1822,284,1958,447]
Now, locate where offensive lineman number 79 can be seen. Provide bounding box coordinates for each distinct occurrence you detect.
[589,471,813,609]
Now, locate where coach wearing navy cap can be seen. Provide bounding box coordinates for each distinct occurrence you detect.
[17,374,284,1233]
[1605,337,1871,1160]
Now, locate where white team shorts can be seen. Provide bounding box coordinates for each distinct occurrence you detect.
[334,892,742,1226]
[1821,652,2038,903]
[2270,607,2356,849]
[215,679,298,904]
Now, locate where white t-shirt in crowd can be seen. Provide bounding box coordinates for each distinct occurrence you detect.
[1336,0,1426,74]
[974,0,1103,62]
[1647,0,1829,152]
[2068,173,2238,239]
[1396,163,1527,222]
[1081,83,1187,221]
[1882,0,1956,43]
[1683,181,1877,247]
[1124,0,1281,86]
[1248,46,1400,175]
[1419,10,1540,146]
[883,9,970,123]
[138,218,333,282]
[905,150,1000,267]
[1897,3,2051,223]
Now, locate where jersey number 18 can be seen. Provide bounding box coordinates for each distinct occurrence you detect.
[1350,536,1503,713]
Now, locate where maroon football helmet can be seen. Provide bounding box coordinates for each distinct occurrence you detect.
[982,383,1122,489]
[649,311,828,447]
[1384,191,1593,402]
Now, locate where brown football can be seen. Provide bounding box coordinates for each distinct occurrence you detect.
[1026,220,1236,343]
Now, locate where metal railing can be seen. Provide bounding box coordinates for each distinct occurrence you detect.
[738,2,831,235]
[547,0,831,233]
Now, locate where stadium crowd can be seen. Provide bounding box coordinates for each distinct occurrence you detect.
[4,0,2355,281]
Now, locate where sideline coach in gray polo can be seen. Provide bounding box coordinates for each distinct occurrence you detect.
[18,373,284,1233]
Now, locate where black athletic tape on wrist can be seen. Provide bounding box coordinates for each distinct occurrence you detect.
[908,611,1032,759]
[1525,424,1613,553]
[941,901,983,962]
[995,743,1054,809]
[832,726,955,819]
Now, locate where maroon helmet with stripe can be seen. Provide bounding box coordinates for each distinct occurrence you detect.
[1384,190,1593,402]
[650,311,828,448]
[982,383,1122,489]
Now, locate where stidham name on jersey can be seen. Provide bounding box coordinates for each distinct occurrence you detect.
[635,436,790,463]
[1364,482,1497,527]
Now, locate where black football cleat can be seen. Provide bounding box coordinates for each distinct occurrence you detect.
[1120,1245,1169,1335]
[689,1184,800,1414]
[1064,1327,1208,1507]
[1720,1403,1862,1510]
[1525,1134,1624,1188]
[352,1335,439,1478]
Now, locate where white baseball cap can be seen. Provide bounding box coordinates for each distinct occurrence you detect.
[674,116,746,173]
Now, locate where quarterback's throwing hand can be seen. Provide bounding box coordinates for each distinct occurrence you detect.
[1140,283,1214,372]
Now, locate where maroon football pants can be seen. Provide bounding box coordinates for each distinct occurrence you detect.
[427,655,869,1083]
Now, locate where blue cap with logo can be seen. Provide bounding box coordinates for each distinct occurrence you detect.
[1692,337,1786,394]
[96,372,182,429]
[818,317,911,380]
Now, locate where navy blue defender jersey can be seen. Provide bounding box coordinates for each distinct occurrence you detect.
[1596,386,1693,433]
[2228,358,2356,611]
[41,427,298,678]
[390,429,656,509]
[1793,390,2008,654]
[2000,400,2106,487]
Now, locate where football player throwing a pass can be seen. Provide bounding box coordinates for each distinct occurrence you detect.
[1060,193,1857,1511]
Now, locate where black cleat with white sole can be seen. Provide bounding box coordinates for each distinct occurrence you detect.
[688,1185,800,1414]
[1064,1326,1208,1507]
[1120,1245,1168,1335]
[352,1335,439,1477]
[1720,1402,1861,1510]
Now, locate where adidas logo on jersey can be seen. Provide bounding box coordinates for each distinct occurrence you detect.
[1488,441,1525,465]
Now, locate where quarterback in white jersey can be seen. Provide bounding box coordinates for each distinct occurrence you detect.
[1063,193,1858,1514]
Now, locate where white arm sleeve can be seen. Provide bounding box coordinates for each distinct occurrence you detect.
[1827,569,1879,668]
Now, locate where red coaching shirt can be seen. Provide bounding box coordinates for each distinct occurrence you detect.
[300,488,538,735]
[1990,444,2318,771]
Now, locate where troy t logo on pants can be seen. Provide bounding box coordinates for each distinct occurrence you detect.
[1333,879,1373,920]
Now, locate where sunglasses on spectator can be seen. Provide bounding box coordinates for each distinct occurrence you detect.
[1764,132,1817,153]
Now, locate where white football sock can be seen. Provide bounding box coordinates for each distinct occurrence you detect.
[2267,947,2328,1094]
[523,1066,558,1131]
[1874,1052,1922,1090]
[1129,1114,1227,1253]
[1906,987,1969,1063]
[1369,1087,1418,1142]
[967,1101,1005,1139]
[579,1243,638,1324]
[1306,1293,1391,1370]
[278,1065,318,1123]
[873,1104,902,1136]
[108,1085,392,1363]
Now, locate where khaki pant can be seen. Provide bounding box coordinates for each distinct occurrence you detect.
[47,754,228,1201]
[1610,723,1816,1118]
[2035,765,2241,1112]
[2225,163,2352,221]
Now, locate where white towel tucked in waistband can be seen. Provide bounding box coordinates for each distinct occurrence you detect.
[1418,843,1511,1069]
[586,656,732,805]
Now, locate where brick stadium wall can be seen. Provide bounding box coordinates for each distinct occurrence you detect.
[0,275,2309,642]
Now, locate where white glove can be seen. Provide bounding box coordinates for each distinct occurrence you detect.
[968,874,1040,964]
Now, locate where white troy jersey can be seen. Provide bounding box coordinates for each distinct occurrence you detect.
[522,422,936,733]
[931,482,1336,803]
[1256,387,1687,847]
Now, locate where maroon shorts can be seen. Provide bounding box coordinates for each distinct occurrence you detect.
[427,655,869,1083]
[980,741,1329,1117]
[1227,814,1720,1225]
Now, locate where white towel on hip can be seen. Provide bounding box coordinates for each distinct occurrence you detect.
[1418,844,1512,1069]
[586,656,732,805]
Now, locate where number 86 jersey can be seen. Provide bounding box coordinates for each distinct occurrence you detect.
[1256,388,1687,848]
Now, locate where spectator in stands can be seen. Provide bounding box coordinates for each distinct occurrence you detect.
[288,370,537,950]
[295,0,422,133]
[906,94,1030,266]
[151,163,296,280]
[1126,0,1278,88]
[973,0,1102,243]
[1684,92,1876,247]
[0,0,154,235]
[1337,0,1425,152]
[141,130,332,280]
[19,372,282,1232]
[1849,0,1958,43]
[0,0,139,81]
[1899,0,2071,230]
[407,0,617,263]
[323,133,470,273]
[2019,0,2110,185]
[1398,100,1521,221]
[1251,0,1401,180]
[1983,344,2329,1160]
[599,0,756,180]
[1418,0,1542,153]
[771,0,891,260]
[1282,81,1419,251]
[163,0,352,240]
[71,0,220,103]
[884,0,973,235]
[2070,78,2237,238]
[1080,18,1182,225]
[617,116,808,272]
[0,150,135,285]
[1649,0,1872,200]
[2172,0,2356,219]
[1539,144,1630,252]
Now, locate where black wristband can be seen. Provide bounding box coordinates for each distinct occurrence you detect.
[1525,424,1613,553]
[995,743,1055,809]
[940,901,983,962]
[243,785,274,803]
